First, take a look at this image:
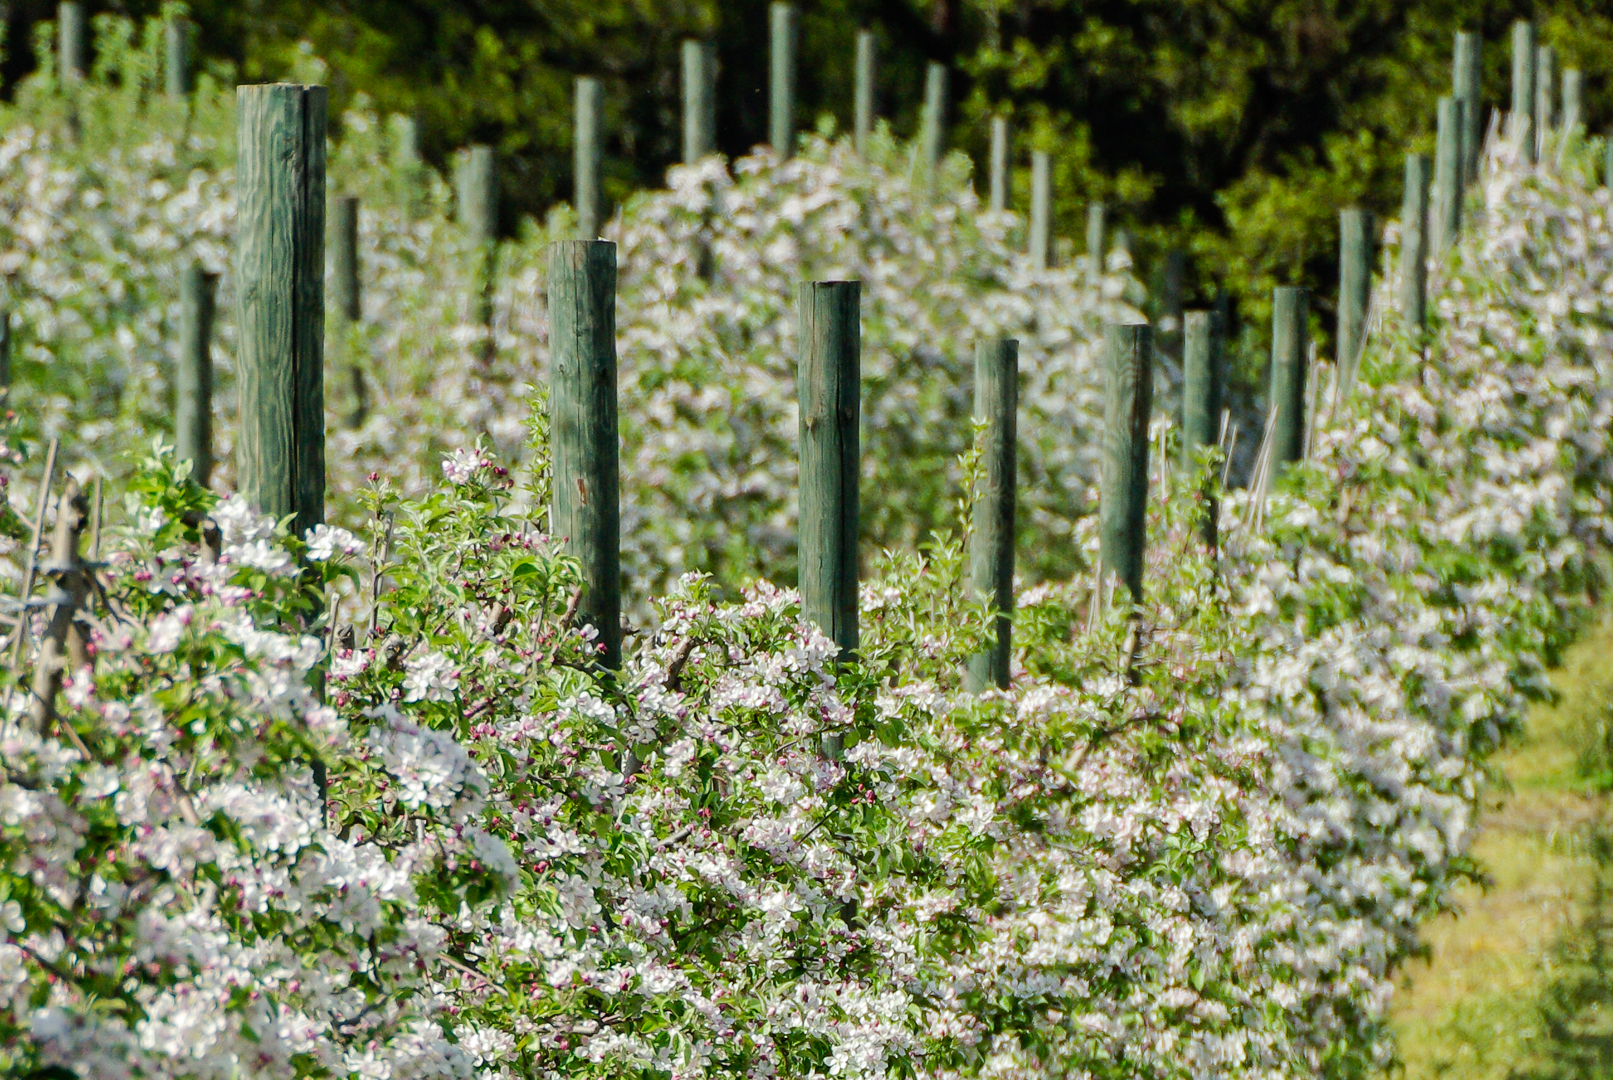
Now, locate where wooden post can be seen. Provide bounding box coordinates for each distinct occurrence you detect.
[1436,97,1463,251]
[0,307,11,390]
[1454,31,1483,183]
[920,62,947,177]
[1181,309,1223,546]
[1536,44,1556,160]
[575,77,603,239]
[797,280,860,661]
[682,40,716,164]
[1399,153,1430,332]
[854,30,875,157]
[1512,21,1537,162]
[989,117,1009,213]
[1159,248,1185,360]
[1563,68,1584,136]
[1029,150,1051,271]
[966,338,1017,692]
[1337,208,1373,391]
[1269,286,1309,468]
[164,17,190,98]
[177,263,216,485]
[457,145,497,246]
[391,114,421,167]
[547,240,622,671]
[58,2,84,83]
[1605,134,1613,189]
[770,3,798,159]
[235,84,327,538]
[1087,202,1107,286]
[1101,323,1152,604]
[331,194,366,427]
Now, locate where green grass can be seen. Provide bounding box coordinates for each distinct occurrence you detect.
[1390,614,1613,1078]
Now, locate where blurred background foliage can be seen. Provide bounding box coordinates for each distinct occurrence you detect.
[3,0,1613,360]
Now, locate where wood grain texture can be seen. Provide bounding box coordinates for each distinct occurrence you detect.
[797,280,860,661]
[177,263,216,485]
[682,40,716,164]
[1269,286,1309,469]
[548,240,622,671]
[1436,97,1464,252]
[1511,21,1536,162]
[1337,208,1373,392]
[920,63,947,177]
[1029,151,1051,272]
[575,78,603,239]
[966,338,1017,692]
[770,3,798,158]
[1400,154,1430,333]
[1454,31,1482,184]
[235,83,327,538]
[165,19,190,98]
[854,30,875,157]
[989,117,1009,213]
[1101,323,1152,604]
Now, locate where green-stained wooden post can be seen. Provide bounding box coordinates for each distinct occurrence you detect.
[548,240,622,671]
[797,280,860,661]
[177,263,216,485]
[920,62,947,177]
[1436,97,1464,252]
[391,114,420,168]
[1454,31,1483,183]
[682,40,716,164]
[1563,68,1584,137]
[989,117,1009,213]
[1181,309,1224,546]
[457,145,497,245]
[1536,45,1556,160]
[1512,21,1538,162]
[1159,249,1186,360]
[1337,208,1373,392]
[1101,323,1152,604]
[331,194,365,426]
[58,2,84,83]
[1029,150,1051,271]
[1269,286,1309,468]
[164,18,189,98]
[235,84,327,538]
[575,77,603,239]
[854,30,875,157]
[1087,202,1107,287]
[966,338,1017,692]
[1400,153,1430,332]
[0,308,11,390]
[1604,133,1613,189]
[770,3,798,159]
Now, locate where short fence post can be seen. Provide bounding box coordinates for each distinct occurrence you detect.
[0,306,11,390]
[920,62,947,178]
[1269,286,1309,469]
[1512,21,1537,162]
[1400,153,1430,333]
[164,17,190,98]
[682,40,717,164]
[332,194,366,427]
[1101,322,1152,604]
[391,114,421,168]
[457,145,497,245]
[854,29,875,157]
[1436,97,1464,251]
[575,77,603,239]
[797,280,861,662]
[1159,248,1186,360]
[235,83,327,537]
[1087,202,1107,287]
[1604,134,1613,189]
[548,240,622,671]
[967,338,1017,692]
[989,117,1009,213]
[177,263,216,485]
[1029,150,1051,271]
[58,2,84,83]
[1563,68,1584,137]
[770,2,798,159]
[1453,31,1482,183]
[1337,208,1373,392]
[1535,44,1555,160]
[1181,309,1224,546]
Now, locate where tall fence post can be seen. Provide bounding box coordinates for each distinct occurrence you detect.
[1337,208,1373,393]
[1512,21,1537,163]
[967,338,1017,692]
[1101,323,1152,604]
[58,2,84,83]
[989,117,1009,213]
[1400,153,1430,334]
[1436,97,1464,252]
[548,240,622,671]
[682,40,716,164]
[920,62,947,178]
[1270,286,1309,469]
[164,17,189,98]
[1159,249,1186,361]
[1087,202,1108,287]
[1181,309,1223,546]
[177,263,216,485]
[1029,150,1051,271]
[331,194,366,427]
[235,83,327,538]
[854,29,875,157]
[1454,31,1482,183]
[575,77,603,239]
[797,280,861,662]
[770,3,798,159]
[1563,68,1584,137]
[1535,44,1556,161]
